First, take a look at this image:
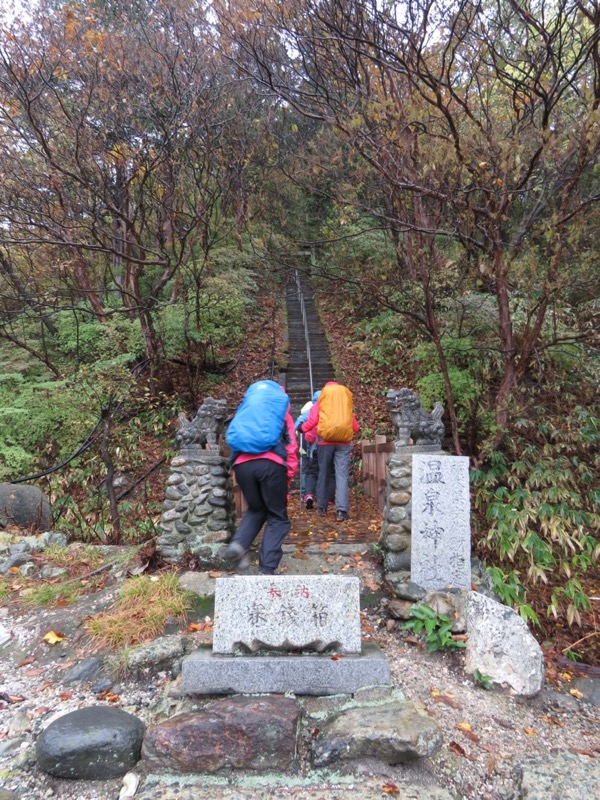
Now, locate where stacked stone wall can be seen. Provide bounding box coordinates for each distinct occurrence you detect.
[157,447,235,564]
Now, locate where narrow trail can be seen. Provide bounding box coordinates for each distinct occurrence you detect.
[283,270,379,550]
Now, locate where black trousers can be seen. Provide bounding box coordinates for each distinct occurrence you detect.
[232,459,290,574]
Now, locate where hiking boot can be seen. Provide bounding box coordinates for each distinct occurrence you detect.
[336,511,349,522]
[221,541,249,571]
[304,494,314,510]
[318,508,327,516]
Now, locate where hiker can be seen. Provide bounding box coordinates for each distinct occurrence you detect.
[295,390,334,510]
[301,380,360,521]
[223,380,298,575]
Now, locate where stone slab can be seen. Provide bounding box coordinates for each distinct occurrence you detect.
[212,575,362,654]
[411,454,471,589]
[180,643,391,696]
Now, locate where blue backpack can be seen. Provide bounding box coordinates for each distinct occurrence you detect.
[226,380,290,457]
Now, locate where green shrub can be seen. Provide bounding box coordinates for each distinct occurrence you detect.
[473,406,600,626]
[402,604,466,652]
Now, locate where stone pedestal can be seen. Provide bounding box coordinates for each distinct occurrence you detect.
[157,447,235,565]
[181,643,391,695]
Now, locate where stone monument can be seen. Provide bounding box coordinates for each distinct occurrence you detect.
[156,397,236,565]
[410,454,471,589]
[181,575,391,695]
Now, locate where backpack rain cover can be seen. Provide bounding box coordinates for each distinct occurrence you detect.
[317,383,354,442]
[226,380,290,454]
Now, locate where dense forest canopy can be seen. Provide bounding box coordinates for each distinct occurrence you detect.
[0,1,598,638]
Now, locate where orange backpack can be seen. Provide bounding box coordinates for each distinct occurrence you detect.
[317,383,354,442]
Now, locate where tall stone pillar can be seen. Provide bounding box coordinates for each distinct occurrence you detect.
[157,398,235,565]
[379,389,445,586]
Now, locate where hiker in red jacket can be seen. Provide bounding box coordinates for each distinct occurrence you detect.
[302,381,359,521]
[223,382,298,575]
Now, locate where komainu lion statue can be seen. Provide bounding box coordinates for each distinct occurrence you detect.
[386,388,445,447]
[175,397,228,450]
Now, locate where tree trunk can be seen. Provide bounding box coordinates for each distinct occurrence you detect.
[100,407,121,545]
[493,244,517,442]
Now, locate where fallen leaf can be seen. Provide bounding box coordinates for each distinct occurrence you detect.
[58,691,73,701]
[569,688,584,700]
[0,693,25,704]
[208,571,221,578]
[524,728,537,736]
[433,693,461,710]
[382,782,400,795]
[16,657,36,668]
[449,740,468,758]
[42,630,64,645]
[456,722,472,732]
[24,668,45,677]
[541,714,564,726]
[486,754,496,775]
[330,654,343,661]
[570,748,596,758]
[8,567,20,573]
[33,706,50,716]
[187,622,212,633]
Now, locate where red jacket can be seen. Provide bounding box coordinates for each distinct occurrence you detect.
[301,382,360,445]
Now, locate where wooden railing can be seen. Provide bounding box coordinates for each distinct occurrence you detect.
[360,436,393,511]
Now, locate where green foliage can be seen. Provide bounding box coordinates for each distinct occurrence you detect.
[402,604,466,653]
[23,583,80,607]
[358,310,409,368]
[472,669,493,690]
[473,406,600,626]
[53,311,145,365]
[0,373,99,480]
[564,647,583,662]
[412,337,488,434]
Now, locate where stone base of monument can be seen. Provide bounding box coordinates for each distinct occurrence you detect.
[180,642,391,696]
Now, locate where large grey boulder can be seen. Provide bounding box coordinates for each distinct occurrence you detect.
[312,700,443,767]
[465,591,544,696]
[36,706,145,779]
[0,484,51,531]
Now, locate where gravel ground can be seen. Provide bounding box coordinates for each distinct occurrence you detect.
[1,596,599,800]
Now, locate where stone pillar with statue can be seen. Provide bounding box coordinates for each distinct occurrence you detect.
[379,388,446,590]
[157,397,236,565]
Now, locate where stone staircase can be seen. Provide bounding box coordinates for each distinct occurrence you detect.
[284,272,336,418]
